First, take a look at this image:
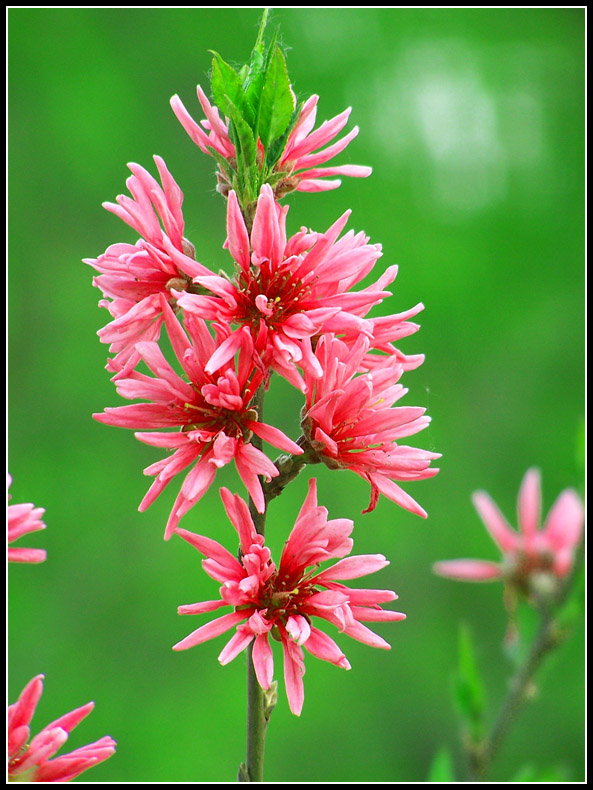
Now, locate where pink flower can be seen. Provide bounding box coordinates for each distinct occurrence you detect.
[276,94,372,193]
[433,468,584,587]
[84,156,211,378]
[173,480,404,716]
[301,334,440,517]
[94,297,302,538]
[176,184,416,391]
[7,475,46,564]
[8,674,116,782]
[170,88,371,196]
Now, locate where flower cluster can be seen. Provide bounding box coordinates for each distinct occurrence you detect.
[433,468,584,594]
[8,475,47,564]
[86,26,438,718]
[90,150,438,531]
[173,480,404,715]
[8,675,116,782]
[170,86,372,197]
[7,479,116,780]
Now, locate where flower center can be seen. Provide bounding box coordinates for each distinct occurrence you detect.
[234,261,312,330]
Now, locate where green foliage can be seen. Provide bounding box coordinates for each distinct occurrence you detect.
[452,624,487,739]
[224,95,257,171]
[210,52,251,126]
[257,45,293,156]
[205,13,296,205]
[427,748,456,782]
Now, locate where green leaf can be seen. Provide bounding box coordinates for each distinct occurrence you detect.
[257,45,294,155]
[265,104,300,169]
[452,624,486,737]
[225,95,257,171]
[210,52,253,126]
[427,748,455,782]
[243,20,268,120]
[264,170,289,187]
[207,147,235,181]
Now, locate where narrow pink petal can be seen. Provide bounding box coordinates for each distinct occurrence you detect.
[315,554,388,582]
[178,600,227,615]
[19,727,68,770]
[350,606,406,622]
[295,164,372,179]
[541,489,584,551]
[174,528,243,574]
[247,421,303,455]
[8,724,30,760]
[433,559,503,581]
[205,330,243,374]
[517,468,541,542]
[8,548,47,563]
[226,191,251,271]
[251,184,285,265]
[294,125,360,170]
[296,178,342,192]
[218,629,254,665]
[170,94,212,154]
[472,490,518,553]
[302,627,350,669]
[173,611,245,651]
[288,107,352,161]
[219,488,258,554]
[366,474,428,518]
[281,637,305,716]
[44,701,94,734]
[252,634,274,689]
[552,547,576,577]
[343,620,391,650]
[9,674,44,732]
[31,737,116,782]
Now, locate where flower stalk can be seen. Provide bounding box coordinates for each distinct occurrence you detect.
[244,382,269,781]
[465,542,584,781]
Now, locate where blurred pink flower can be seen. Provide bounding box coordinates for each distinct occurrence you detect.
[176,184,419,390]
[7,475,46,564]
[173,479,404,716]
[170,88,371,195]
[433,468,584,587]
[301,334,440,517]
[8,675,116,782]
[94,297,302,538]
[84,156,211,378]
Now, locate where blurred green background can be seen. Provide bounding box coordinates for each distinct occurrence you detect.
[8,8,584,783]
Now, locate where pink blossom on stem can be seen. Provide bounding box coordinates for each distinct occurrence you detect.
[433,468,584,588]
[7,475,46,564]
[93,297,302,538]
[170,88,371,195]
[176,185,419,390]
[278,95,372,193]
[8,675,116,782]
[301,334,440,517]
[84,156,211,378]
[173,480,404,716]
